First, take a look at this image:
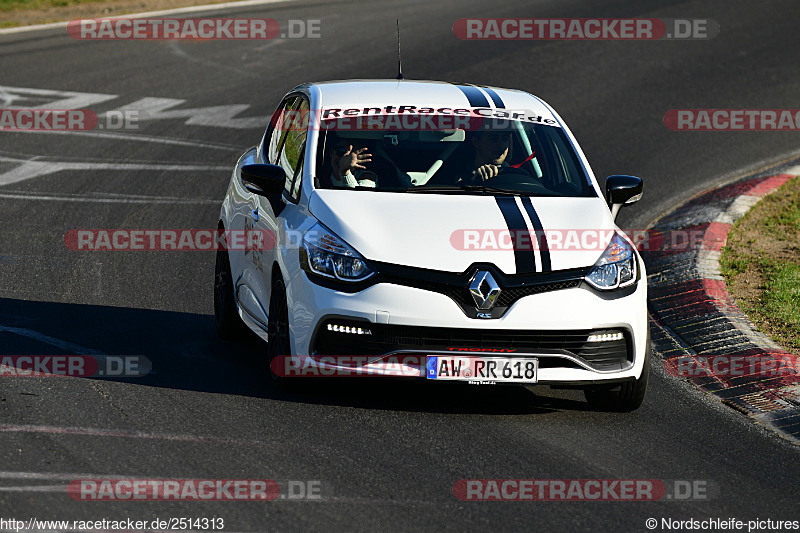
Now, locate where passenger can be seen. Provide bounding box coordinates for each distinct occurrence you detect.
[329,139,378,188]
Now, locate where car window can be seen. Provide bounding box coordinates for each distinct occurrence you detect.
[522,124,592,196]
[279,99,309,201]
[266,96,298,165]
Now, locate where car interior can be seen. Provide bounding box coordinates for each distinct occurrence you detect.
[314,118,594,197]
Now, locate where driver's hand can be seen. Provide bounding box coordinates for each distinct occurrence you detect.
[472,164,500,183]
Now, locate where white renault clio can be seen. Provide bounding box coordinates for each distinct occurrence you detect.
[215,80,649,411]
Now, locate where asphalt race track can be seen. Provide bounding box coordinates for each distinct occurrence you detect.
[2,0,800,530]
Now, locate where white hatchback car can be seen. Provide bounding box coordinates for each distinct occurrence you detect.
[215,79,649,411]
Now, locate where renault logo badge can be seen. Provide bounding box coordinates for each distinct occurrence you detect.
[469,271,501,310]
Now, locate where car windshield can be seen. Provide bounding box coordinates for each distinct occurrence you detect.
[315,117,596,197]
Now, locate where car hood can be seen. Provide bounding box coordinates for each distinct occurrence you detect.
[308,190,617,274]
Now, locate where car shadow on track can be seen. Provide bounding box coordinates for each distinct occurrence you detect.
[0,297,592,415]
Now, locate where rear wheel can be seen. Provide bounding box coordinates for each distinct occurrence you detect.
[214,248,248,339]
[584,328,651,412]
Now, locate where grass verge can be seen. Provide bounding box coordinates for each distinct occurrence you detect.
[721,175,800,353]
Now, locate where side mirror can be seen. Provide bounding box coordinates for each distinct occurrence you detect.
[605,175,643,220]
[241,164,285,196]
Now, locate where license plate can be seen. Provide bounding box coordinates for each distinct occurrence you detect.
[426,356,538,383]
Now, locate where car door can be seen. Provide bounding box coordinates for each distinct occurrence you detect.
[231,95,296,330]
[245,95,309,325]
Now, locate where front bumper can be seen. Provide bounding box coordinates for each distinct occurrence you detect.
[285,263,648,384]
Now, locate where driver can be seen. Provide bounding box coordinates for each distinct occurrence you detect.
[451,129,512,185]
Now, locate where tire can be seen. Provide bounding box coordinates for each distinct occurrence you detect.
[214,248,248,339]
[266,276,293,388]
[584,327,651,412]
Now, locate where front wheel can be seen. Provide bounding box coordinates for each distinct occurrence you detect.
[583,328,651,412]
[267,276,292,388]
[214,248,248,339]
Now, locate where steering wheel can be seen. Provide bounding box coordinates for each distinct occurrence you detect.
[481,166,533,188]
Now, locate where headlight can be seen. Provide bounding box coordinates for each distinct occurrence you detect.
[301,222,375,282]
[585,232,637,290]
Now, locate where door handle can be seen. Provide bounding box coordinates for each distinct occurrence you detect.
[251,209,259,222]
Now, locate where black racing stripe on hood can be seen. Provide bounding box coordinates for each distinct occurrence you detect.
[495,197,535,274]
[481,87,505,108]
[521,197,552,272]
[455,85,490,108]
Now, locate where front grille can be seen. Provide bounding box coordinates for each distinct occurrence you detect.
[313,322,632,370]
[494,280,582,307]
[377,263,588,318]
[432,279,583,309]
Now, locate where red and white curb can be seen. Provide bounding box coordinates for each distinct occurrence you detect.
[644,163,800,443]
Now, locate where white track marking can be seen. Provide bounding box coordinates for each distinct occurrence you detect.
[0,86,117,110]
[1,85,264,130]
[0,424,265,446]
[4,129,242,150]
[110,97,264,129]
[782,165,800,175]
[0,191,220,205]
[0,325,105,356]
[0,485,65,492]
[0,471,128,480]
[0,157,229,186]
[0,0,292,34]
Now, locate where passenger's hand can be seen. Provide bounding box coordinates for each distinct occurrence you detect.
[338,146,372,174]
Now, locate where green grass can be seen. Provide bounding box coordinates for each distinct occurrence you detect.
[763,261,800,338]
[721,176,800,351]
[763,199,800,236]
[719,249,749,277]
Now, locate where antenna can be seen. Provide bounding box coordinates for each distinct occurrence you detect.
[395,19,404,80]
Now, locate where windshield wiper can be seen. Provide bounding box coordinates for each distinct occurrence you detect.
[403,185,522,195]
[463,185,523,195]
[402,186,464,193]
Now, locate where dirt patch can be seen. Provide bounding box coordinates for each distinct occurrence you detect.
[1,0,238,28]
[721,175,800,354]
